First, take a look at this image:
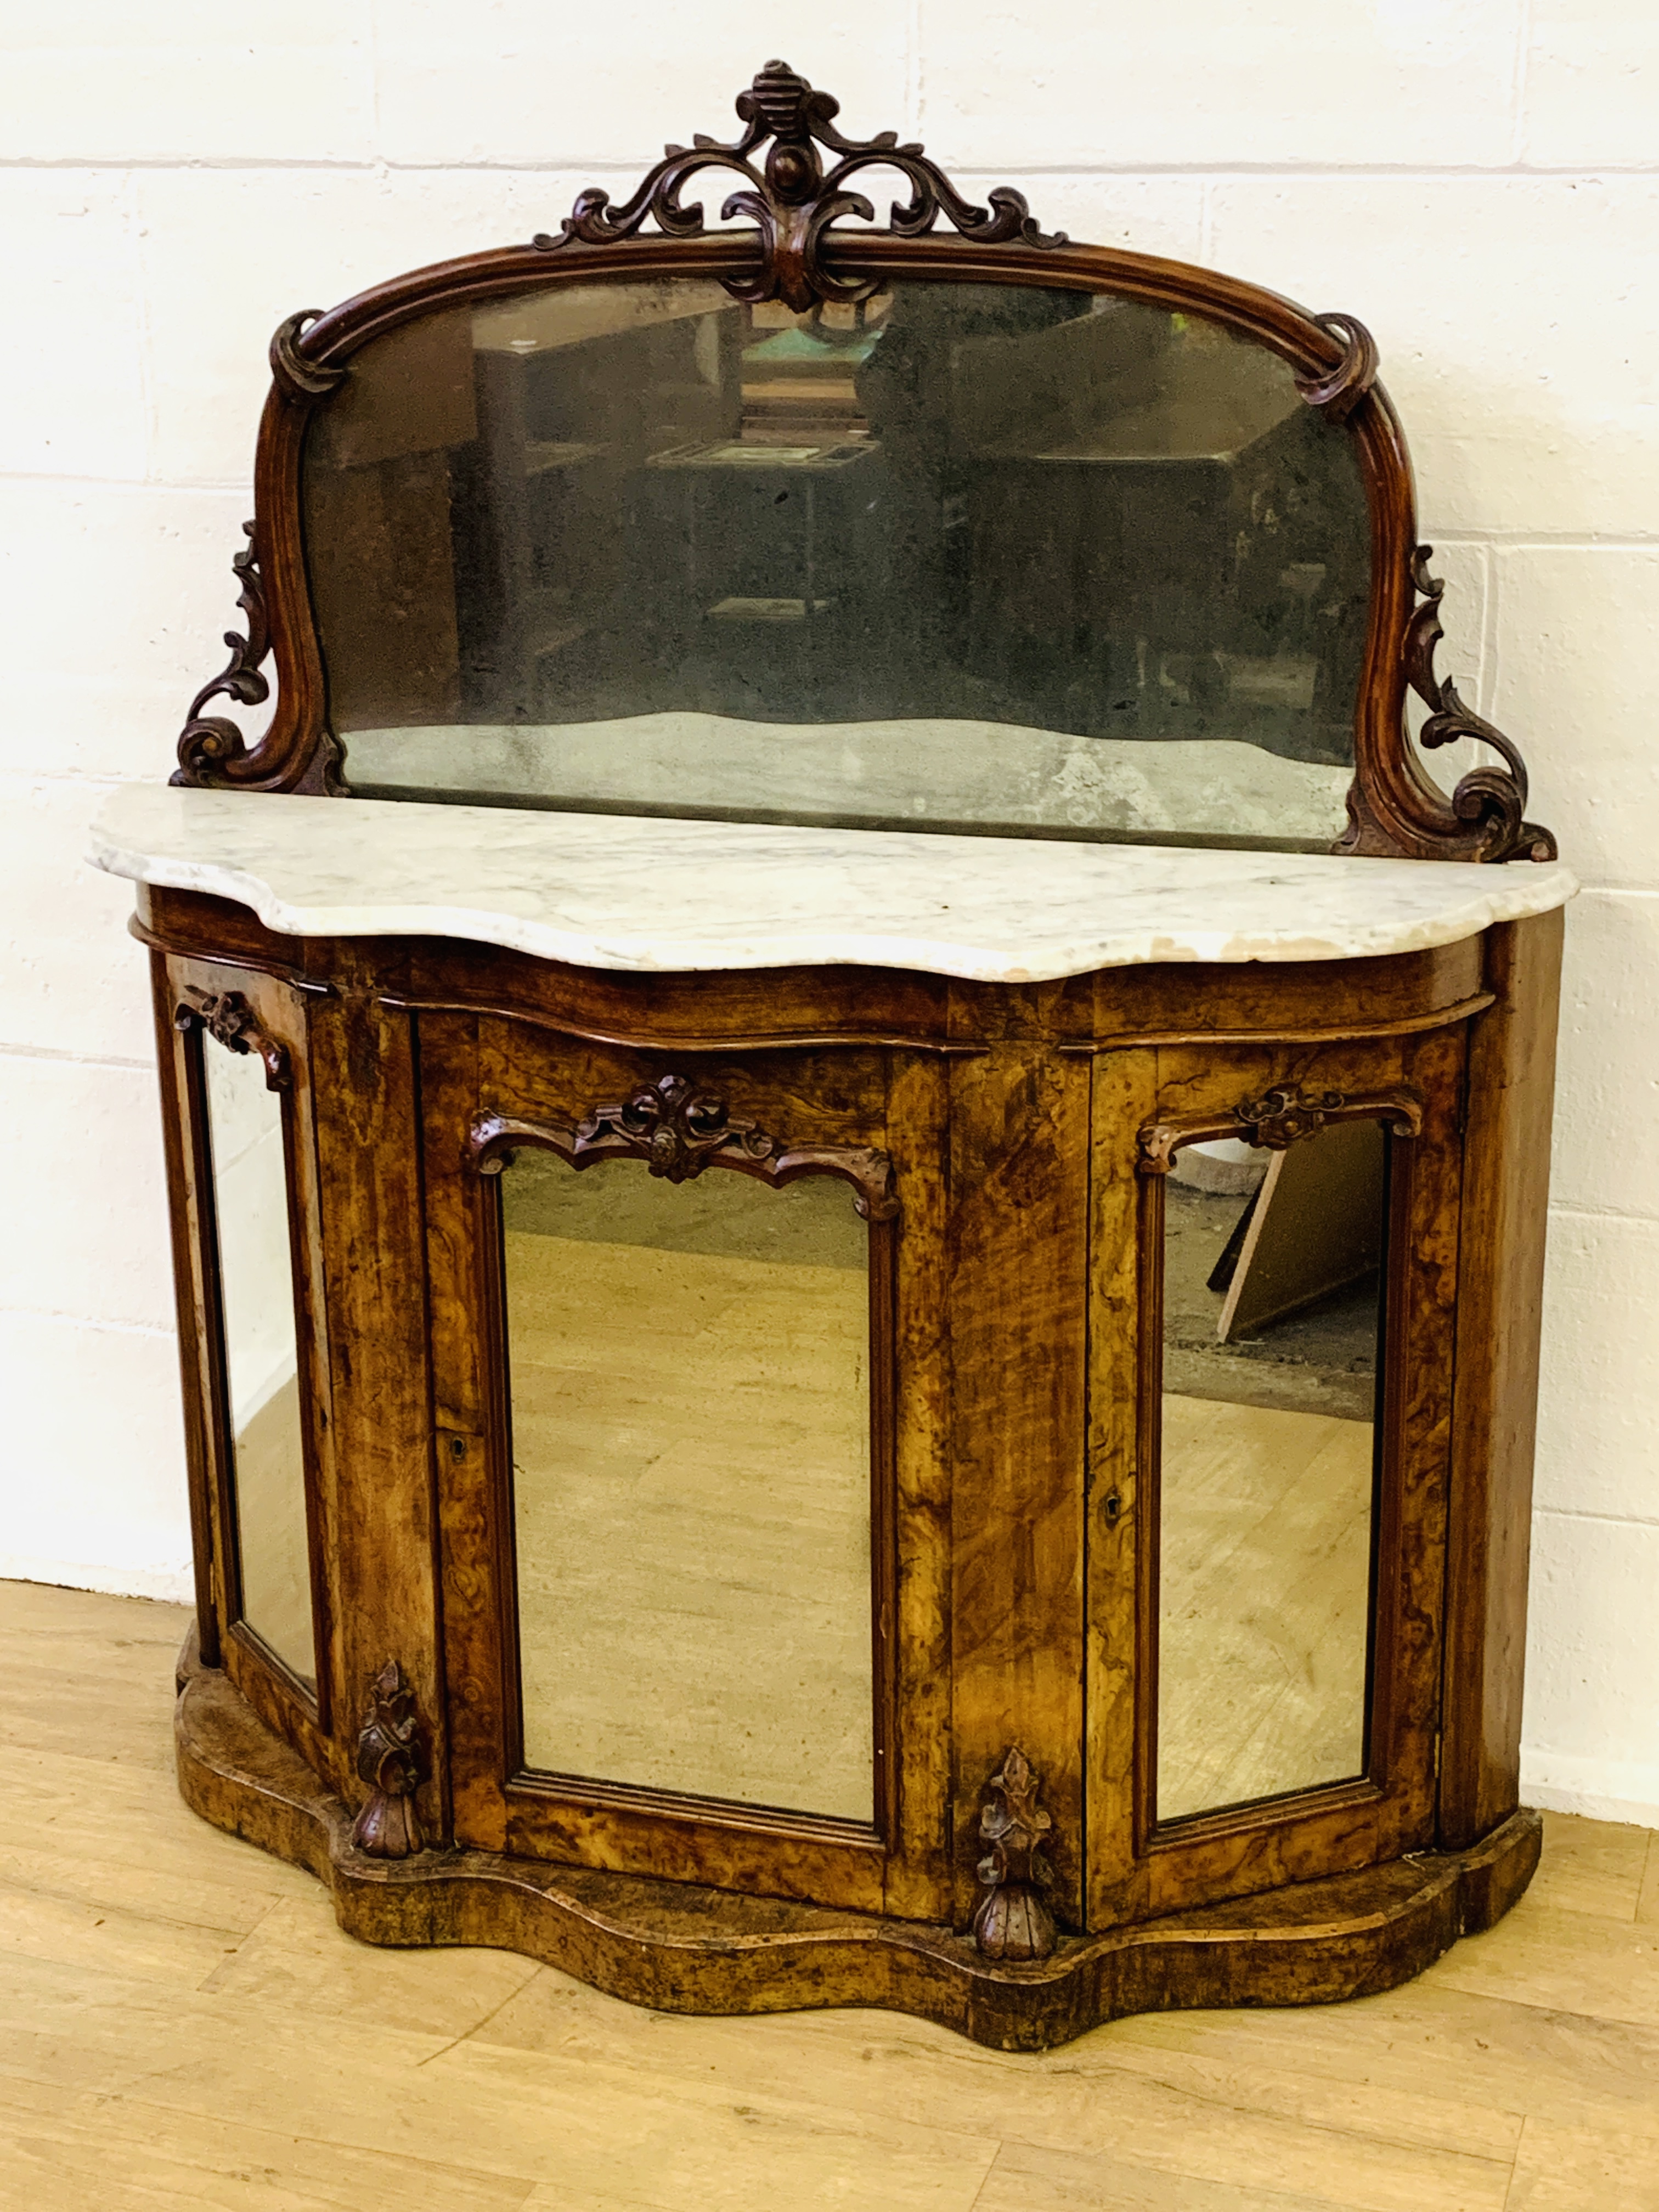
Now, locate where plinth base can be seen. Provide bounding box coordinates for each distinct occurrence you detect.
[176,1635,1540,2053]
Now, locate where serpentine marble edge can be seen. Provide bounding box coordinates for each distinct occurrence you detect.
[90,785,1576,985]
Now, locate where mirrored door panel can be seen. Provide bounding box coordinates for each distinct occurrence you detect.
[200,1029,315,1690]
[499,1149,876,1822]
[1155,1119,1386,1823]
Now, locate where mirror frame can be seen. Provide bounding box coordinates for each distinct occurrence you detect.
[171,60,1554,866]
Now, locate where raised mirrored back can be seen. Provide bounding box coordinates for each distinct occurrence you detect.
[302,280,1372,853]
[1155,1118,1387,1823]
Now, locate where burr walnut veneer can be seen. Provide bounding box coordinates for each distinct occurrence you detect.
[113,64,1572,2049]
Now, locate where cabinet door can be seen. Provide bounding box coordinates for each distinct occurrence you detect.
[421,1012,951,1917]
[1086,1023,1465,1927]
[158,957,335,1757]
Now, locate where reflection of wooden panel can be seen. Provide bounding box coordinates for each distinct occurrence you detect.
[320,311,476,467]
[1218,1119,1385,1341]
[304,448,461,731]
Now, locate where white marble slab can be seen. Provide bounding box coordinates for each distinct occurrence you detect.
[89,783,1576,985]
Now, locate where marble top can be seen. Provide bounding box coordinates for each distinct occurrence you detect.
[89,784,1576,985]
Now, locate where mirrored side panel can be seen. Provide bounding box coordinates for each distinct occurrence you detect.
[499,1150,876,1822]
[1155,1121,1386,1823]
[200,1034,315,1690]
[303,280,1372,851]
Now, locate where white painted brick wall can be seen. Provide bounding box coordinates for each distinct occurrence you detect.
[3,2,1653,1819]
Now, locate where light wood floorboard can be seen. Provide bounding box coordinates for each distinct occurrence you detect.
[1,1579,1656,2210]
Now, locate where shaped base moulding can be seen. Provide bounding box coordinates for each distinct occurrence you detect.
[176,1636,1541,2054]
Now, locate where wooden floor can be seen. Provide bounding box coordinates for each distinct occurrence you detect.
[4,1579,1659,2210]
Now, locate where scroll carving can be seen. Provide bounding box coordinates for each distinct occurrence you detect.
[532,58,1065,313]
[269,308,348,404]
[1405,549,1557,865]
[174,987,290,1091]
[973,1748,1057,1962]
[1295,311,1379,423]
[470,1079,899,1220]
[1137,1087,1422,1173]
[350,1661,426,1859]
[174,523,271,786]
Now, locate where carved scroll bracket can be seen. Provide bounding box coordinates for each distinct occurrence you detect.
[532,58,1065,313]
[469,1076,899,1221]
[350,1661,427,1859]
[173,521,271,787]
[174,986,290,1091]
[973,1747,1057,1962]
[1406,549,1557,865]
[1138,1086,1422,1174]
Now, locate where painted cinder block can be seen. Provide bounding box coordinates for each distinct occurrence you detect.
[1536,1209,1659,1524]
[0,1055,174,1335]
[1525,0,1659,168]
[0,482,255,785]
[2,3,374,166]
[0,1312,190,1603]
[0,172,146,482]
[1522,1511,1659,1826]
[1208,176,1659,541]
[1489,546,1659,895]
[0,778,158,1066]
[1549,889,1659,1221]
[136,167,594,488]
[370,6,912,170]
[917,0,1524,171]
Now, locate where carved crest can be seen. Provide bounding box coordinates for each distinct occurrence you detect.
[350,1661,427,1859]
[579,1072,774,1185]
[471,1085,899,1220]
[533,58,1065,313]
[1404,549,1556,865]
[973,1747,1057,1962]
[1234,1086,1347,1150]
[174,986,290,1091]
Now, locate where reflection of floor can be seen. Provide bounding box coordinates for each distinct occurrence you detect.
[1158,1392,1373,1822]
[232,1375,314,1687]
[505,1217,874,1823]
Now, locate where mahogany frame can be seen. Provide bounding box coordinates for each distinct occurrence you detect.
[171,60,1554,866]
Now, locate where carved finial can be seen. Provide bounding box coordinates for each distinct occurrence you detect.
[1405,548,1557,864]
[532,61,1065,313]
[174,986,290,1091]
[349,1661,427,1859]
[972,1747,1057,1962]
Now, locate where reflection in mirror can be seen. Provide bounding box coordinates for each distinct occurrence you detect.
[500,1149,874,1820]
[304,281,1371,851]
[201,1035,314,1688]
[1156,1120,1385,1822]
